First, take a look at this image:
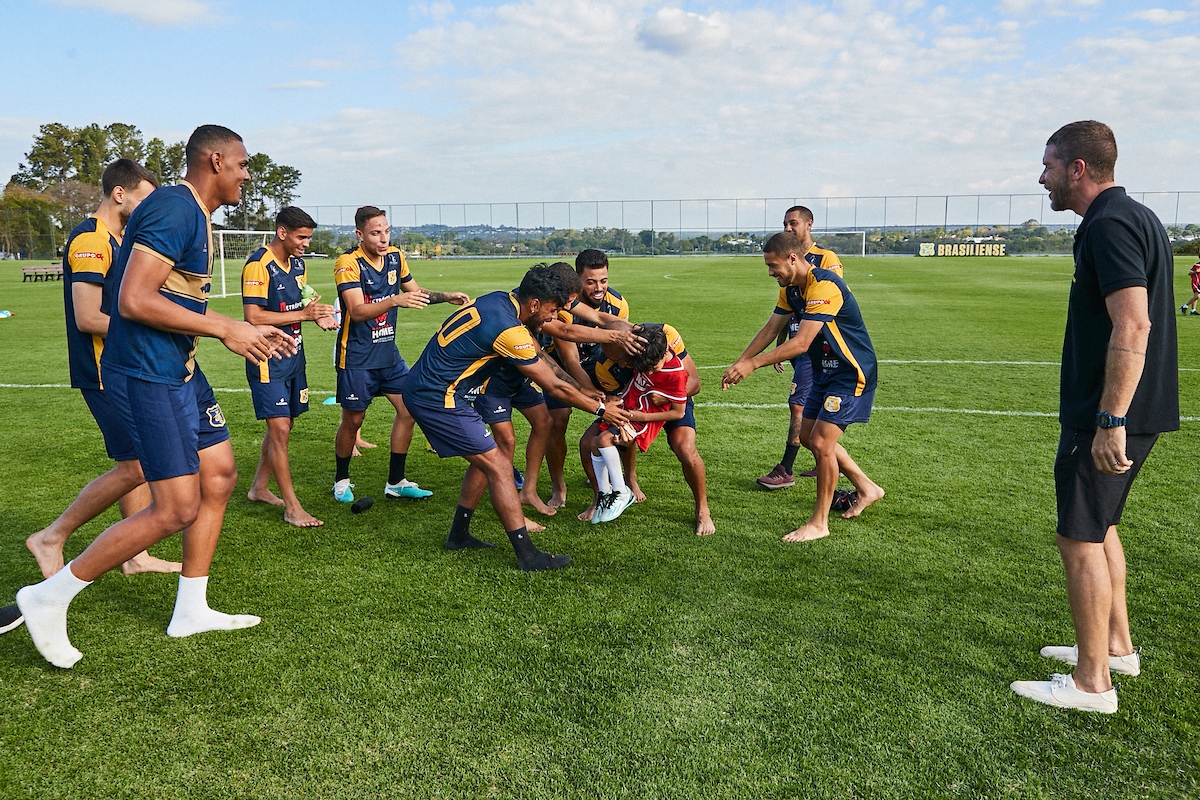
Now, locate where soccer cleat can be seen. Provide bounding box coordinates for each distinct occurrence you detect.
[0,604,23,635]
[1040,645,1141,676]
[830,489,858,512]
[384,479,432,500]
[756,463,795,490]
[597,487,635,523]
[513,466,525,490]
[333,479,355,503]
[1192,310,1199,316]
[1010,673,1117,713]
[591,492,614,525]
[1182,305,1189,315]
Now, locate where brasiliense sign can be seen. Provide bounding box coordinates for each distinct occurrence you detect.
[918,242,1007,256]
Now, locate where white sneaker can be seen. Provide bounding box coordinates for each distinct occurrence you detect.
[1040,645,1141,676]
[596,487,635,523]
[333,479,355,503]
[384,479,432,500]
[1010,673,1117,713]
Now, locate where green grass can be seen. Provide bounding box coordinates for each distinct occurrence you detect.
[0,255,1198,799]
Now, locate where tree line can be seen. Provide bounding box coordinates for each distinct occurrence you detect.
[2,122,301,258]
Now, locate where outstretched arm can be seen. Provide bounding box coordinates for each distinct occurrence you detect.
[721,311,791,389]
[402,276,468,305]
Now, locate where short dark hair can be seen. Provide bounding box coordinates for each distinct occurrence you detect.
[517,265,571,306]
[1047,121,1117,182]
[785,205,813,223]
[276,206,316,231]
[355,205,387,231]
[763,231,806,257]
[101,158,158,197]
[547,261,582,297]
[575,248,608,273]
[185,125,243,169]
[631,324,668,373]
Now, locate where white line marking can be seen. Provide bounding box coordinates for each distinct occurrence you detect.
[696,361,1200,371]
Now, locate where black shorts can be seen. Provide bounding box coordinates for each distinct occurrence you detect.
[1054,426,1159,543]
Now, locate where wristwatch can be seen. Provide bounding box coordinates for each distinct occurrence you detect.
[595,401,606,417]
[1096,412,1127,429]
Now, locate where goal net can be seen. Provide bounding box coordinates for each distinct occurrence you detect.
[812,230,866,257]
[211,230,272,298]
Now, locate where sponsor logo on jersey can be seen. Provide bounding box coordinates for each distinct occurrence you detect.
[514,342,534,351]
[806,298,831,308]
[73,251,104,259]
[245,280,264,287]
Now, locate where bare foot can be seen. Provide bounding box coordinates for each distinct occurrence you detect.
[782,522,830,543]
[549,492,567,509]
[352,446,362,457]
[284,508,325,528]
[356,436,377,450]
[696,513,715,536]
[121,551,183,575]
[26,530,65,578]
[521,490,557,516]
[247,487,285,506]
[523,516,546,533]
[842,484,885,519]
[577,499,597,522]
[629,483,646,503]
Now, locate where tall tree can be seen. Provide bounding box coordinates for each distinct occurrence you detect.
[224,153,302,229]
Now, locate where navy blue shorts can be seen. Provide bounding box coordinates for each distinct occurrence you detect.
[336,357,409,411]
[406,401,496,458]
[104,367,230,482]
[81,388,138,462]
[664,396,696,432]
[789,358,813,407]
[475,381,544,424]
[543,390,571,411]
[250,372,310,420]
[802,385,874,427]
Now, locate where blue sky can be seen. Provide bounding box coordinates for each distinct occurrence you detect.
[2,0,1198,216]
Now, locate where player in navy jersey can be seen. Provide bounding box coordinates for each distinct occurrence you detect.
[331,206,469,505]
[17,125,295,669]
[723,231,884,544]
[25,159,182,579]
[242,206,336,528]
[758,206,844,489]
[404,265,631,571]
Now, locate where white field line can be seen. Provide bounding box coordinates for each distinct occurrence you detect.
[696,360,1200,371]
[3,383,1195,422]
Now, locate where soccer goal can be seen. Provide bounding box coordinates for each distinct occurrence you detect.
[211,230,272,298]
[812,230,866,257]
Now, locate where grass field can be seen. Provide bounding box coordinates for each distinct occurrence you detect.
[1,253,1198,799]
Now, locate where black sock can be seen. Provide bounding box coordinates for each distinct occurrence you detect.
[335,455,351,482]
[506,526,538,560]
[445,505,493,550]
[781,443,801,473]
[388,452,407,485]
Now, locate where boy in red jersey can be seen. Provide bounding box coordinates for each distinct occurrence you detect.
[1180,261,1200,315]
[582,326,688,524]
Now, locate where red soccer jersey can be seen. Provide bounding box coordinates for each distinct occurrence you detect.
[1191,262,1200,292]
[618,353,688,451]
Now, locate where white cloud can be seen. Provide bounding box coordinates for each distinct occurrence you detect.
[635,8,730,55]
[44,0,210,26]
[268,80,329,90]
[1127,8,1191,24]
[248,0,1200,206]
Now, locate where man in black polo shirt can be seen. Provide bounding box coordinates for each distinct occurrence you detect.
[1011,121,1178,713]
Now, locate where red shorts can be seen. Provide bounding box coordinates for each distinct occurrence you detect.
[600,419,666,452]
[1191,275,1199,293]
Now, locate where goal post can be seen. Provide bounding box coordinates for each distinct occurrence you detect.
[812,230,866,257]
[211,230,273,298]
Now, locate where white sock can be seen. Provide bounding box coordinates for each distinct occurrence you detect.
[591,454,611,494]
[15,560,91,668]
[166,575,261,638]
[599,446,627,493]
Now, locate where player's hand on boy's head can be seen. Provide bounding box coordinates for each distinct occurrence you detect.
[396,289,431,309]
[609,327,646,356]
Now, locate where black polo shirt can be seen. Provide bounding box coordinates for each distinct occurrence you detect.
[1060,186,1179,434]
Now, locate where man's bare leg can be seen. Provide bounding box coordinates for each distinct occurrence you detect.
[668,426,714,536]
[783,418,838,542]
[118,482,182,575]
[27,459,178,578]
[336,408,366,462]
[246,434,285,507]
[546,407,572,508]
[166,441,260,637]
[259,416,323,527]
[833,441,885,519]
[464,447,568,570]
[789,403,817,477]
[1057,532,1116,694]
[488,420,545,532]
[518,404,556,515]
[1103,529,1135,657]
